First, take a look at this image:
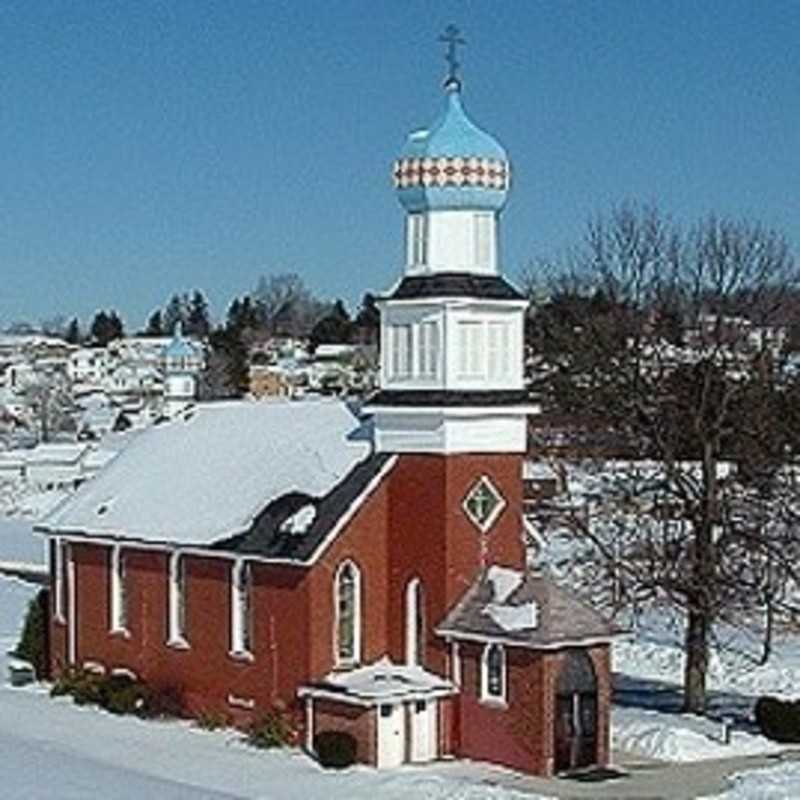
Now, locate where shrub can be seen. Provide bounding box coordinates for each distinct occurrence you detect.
[313,731,357,769]
[51,667,105,706]
[140,684,184,719]
[755,696,800,743]
[102,674,148,715]
[246,708,297,749]
[195,710,229,731]
[50,669,181,719]
[13,589,48,679]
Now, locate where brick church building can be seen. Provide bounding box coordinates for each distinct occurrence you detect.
[39,43,616,777]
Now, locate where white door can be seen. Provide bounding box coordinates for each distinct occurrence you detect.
[377,703,406,768]
[410,699,437,763]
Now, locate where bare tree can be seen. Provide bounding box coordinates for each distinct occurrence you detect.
[23,369,75,443]
[530,205,800,713]
[253,273,327,337]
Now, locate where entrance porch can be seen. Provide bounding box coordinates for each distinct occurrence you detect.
[299,657,457,768]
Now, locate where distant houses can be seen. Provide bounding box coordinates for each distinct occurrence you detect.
[0,328,205,443]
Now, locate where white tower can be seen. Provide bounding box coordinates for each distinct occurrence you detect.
[163,323,197,418]
[366,33,535,453]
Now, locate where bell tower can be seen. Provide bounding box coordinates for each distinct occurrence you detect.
[365,29,535,454]
[366,30,536,665]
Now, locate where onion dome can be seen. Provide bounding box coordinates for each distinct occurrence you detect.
[393,82,510,213]
[163,322,195,371]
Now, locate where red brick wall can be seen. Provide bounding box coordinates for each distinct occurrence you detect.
[456,641,549,774]
[50,540,310,723]
[313,699,376,765]
[384,454,526,675]
[454,642,611,776]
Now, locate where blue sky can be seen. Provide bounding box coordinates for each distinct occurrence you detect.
[2,1,798,330]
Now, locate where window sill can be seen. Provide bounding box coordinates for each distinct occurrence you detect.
[332,660,360,672]
[166,637,190,651]
[109,627,131,640]
[479,696,508,710]
[228,649,255,663]
[53,614,66,627]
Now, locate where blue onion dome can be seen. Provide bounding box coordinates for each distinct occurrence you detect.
[393,82,510,213]
[164,322,195,363]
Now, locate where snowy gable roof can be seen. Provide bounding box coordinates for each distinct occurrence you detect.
[300,657,456,705]
[40,400,372,547]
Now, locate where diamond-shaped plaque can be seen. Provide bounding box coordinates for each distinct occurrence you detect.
[463,476,506,532]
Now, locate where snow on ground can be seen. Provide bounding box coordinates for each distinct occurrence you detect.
[609,603,800,766]
[612,706,783,762]
[0,515,47,563]
[613,604,800,704]
[0,671,546,800]
[0,575,36,662]
[704,762,800,799]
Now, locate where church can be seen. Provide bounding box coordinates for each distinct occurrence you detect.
[39,36,616,777]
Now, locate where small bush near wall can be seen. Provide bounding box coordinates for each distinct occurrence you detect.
[313,731,357,769]
[755,696,800,743]
[195,710,230,731]
[50,669,183,719]
[13,589,49,679]
[245,707,298,749]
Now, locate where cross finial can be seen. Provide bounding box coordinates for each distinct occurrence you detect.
[439,24,465,90]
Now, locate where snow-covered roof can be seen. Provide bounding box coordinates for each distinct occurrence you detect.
[486,565,523,603]
[40,400,372,546]
[438,567,619,647]
[314,344,356,360]
[300,657,456,704]
[9,444,90,466]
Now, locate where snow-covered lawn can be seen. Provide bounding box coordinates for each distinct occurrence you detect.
[613,706,783,762]
[704,763,800,799]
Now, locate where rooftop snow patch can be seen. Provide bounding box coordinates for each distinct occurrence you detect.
[484,601,539,631]
[280,503,316,535]
[40,400,371,546]
[486,565,523,603]
[303,656,456,703]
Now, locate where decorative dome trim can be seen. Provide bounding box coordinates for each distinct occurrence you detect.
[394,86,510,212]
[393,156,509,192]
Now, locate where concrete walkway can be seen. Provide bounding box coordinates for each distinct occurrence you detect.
[444,748,800,799]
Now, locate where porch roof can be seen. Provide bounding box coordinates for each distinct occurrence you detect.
[298,657,456,706]
[436,566,622,649]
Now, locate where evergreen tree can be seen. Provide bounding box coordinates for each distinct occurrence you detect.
[198,326,248,398]
[89,309,124,346]
[64,318,81,345]
[186,290,211,338]
[144,309,164,337]
[108,310,124,342]
[354,292,380,344]
[163,293,188,335]
[90,311,111,346]
[310,299,352,349]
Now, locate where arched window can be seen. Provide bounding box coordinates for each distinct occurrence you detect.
[481,643,506,703]
[335,560,361,666]
[109,544,128,633]
[230,560,253,655]
[405,577,426,666]
[167,551,188,646]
